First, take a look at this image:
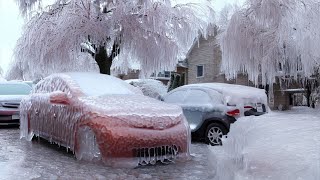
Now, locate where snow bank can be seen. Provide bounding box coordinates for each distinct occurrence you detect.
[210,107,320,180]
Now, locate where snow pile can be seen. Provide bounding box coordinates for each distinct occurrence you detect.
[125,79,167,100]
[210,107,320,180]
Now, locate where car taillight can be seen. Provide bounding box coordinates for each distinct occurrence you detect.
[226,109,240,117]
[244,106,253,109]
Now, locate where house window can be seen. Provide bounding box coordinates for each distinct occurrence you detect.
[278,62,283,72]
[197,65,204,78]
[150,71,171,80]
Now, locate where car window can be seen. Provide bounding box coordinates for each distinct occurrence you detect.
[33,77,72,95]
[0,83,32,95]
[184,89,212,105]
[67,73,139,96]
[164,90,187,104]
[206,89,224,104]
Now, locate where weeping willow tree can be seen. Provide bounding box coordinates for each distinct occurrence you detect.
[219,0,320,86]
[7,0,215,80]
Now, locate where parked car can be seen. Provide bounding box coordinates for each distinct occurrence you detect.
[163,83,269,145]
[185,83,269,116]
[20,72,190,167]
[125,79,167,100]
[0,82,32,125]
[162,85,239,146]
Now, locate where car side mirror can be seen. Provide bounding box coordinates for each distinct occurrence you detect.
[50,91,70,105]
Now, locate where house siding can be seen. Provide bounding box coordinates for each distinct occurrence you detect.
[188,36,223,84]
[186,35,293,110]
[187,36,250,86]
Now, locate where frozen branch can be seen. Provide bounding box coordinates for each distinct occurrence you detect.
[9,0,215,80]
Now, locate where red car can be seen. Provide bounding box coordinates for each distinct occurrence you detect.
[20,72,190,167]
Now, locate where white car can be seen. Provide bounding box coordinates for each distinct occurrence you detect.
[0,81,32,125]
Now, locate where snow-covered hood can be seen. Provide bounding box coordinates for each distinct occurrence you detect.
[0,95,27,103]
[79,95,184,130]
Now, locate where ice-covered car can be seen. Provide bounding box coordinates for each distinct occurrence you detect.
[185,83,269,116]
[20,72,190,167]
[125,79,167,100]
[162,85,238,145]
[0,82,32,125]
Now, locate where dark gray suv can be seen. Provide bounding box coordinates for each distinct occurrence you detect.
[163,86,238,145]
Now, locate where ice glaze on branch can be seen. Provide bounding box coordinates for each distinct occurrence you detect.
[10,0,215,80]
[219,0,320,85]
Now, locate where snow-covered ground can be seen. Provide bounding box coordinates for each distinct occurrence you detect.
[210,107,320,180]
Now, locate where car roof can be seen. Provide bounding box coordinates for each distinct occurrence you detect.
[46,72,143,96]
[184,83,265,93]
[164,85,223,100]
[166,85,221,94]
[167,83,268,105]
[183,83,267,99]
[0,81,32,95]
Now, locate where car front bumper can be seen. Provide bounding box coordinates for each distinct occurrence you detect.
[79,119,191,166]
[0,116,19,125]
[0,109,20,125]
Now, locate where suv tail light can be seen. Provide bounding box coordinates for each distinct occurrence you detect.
[244,106,253,109]
[226,109,240,117]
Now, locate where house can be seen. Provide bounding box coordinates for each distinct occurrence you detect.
[112,33,309,111]
[183,35,308,111]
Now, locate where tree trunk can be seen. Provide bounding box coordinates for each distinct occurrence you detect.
[306,83,312,107]
[94,41,120,75]
[94,47,112,75]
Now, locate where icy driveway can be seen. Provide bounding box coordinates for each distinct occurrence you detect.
[0,128,215,180]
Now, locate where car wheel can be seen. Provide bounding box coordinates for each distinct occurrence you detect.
[205,123,227,146]
[76,126,101,161]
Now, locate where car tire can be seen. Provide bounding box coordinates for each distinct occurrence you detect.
[205,123,227,146]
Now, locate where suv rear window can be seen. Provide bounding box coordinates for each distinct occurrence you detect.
[0,83,32,95]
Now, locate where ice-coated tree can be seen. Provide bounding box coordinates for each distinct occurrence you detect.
[216,3,239,31]
[219,0,320,85]
[7,0,215,80]
[0,66,6,81]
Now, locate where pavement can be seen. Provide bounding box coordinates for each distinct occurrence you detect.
[0,127,216,180]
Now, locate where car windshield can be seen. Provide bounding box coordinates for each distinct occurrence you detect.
[67,72,139,96]
[0,83,32,95]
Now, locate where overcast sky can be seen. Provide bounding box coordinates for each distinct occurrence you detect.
[0,0,244,75]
